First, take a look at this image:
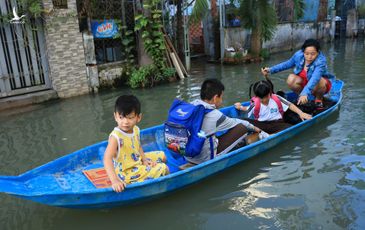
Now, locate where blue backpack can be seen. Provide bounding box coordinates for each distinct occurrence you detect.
[164,99,213,158]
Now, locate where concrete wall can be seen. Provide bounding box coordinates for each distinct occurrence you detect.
[263,21,333,52]
[224,21,334,55]
[346,9,358,37]
[43,0,90,98]
[359,19,365,34]
[98,63,125,88]
[224,27,250,51]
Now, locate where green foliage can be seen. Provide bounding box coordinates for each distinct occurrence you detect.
[134,7,166,69]
[19,0,43,18]
[239,0,304,57]
[359,4,365,18]
[293,0,305,19]
[259,48,270,59]
[114,19,136,77]
[190,0,209,24]
[233,52,243,59]
[0,0,42,22]
[239,0,277,42]
[129,64,156,88]
[160,67,176,80]
[130,0,173,88]
[129,65,175,88]
[240,0,305,41]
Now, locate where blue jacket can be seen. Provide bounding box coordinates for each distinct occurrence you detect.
[269,50,334,97]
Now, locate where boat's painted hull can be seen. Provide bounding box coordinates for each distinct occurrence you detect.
[0,80,344,209]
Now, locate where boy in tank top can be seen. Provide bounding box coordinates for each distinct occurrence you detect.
[103,95,169,192]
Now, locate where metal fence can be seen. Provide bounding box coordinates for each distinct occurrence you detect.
[77,0,136,64]
[0,1,50,98]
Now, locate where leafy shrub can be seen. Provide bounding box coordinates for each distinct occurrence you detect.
[359,4,365,18]
[129,65,156,88]
[129,66,176,88]
[260,48,270,59]
[159,67,176,80]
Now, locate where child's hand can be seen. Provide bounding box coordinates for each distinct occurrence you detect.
[299,112,312,121]
[111,179,126,193]
[234,102,247,111]
[254,127,261,133]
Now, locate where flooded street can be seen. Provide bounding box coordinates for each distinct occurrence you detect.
[0,38,364,229]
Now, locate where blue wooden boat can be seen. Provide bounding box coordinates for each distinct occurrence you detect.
[0,80,344,209]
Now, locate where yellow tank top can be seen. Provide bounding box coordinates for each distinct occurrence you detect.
[110,126,141,171]
[109,126,169,184]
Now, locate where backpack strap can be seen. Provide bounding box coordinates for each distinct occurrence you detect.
[252,95,284,120]
[203,108,215,159]
[251,96,261,120]
[209,136,214,159]
[271,94,284,117]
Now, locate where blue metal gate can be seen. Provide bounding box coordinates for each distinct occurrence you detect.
[0,1,51,98]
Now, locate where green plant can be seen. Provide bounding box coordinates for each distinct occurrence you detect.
[129,64,156,88]
[134,2,166,69]
[233,52,243,59]
[20,0,43,18]
[121,30,137,76]
[259,48,270,59]
[131,0,172,87]
[239,0,304,57]
[359,4,365,18]
[190,0,209,24]
[129,65,176,88]
[114,20,136,76]
[0,0,42,22]
[160,67,176,80]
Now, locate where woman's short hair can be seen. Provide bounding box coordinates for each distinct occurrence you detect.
[301,39,321,52]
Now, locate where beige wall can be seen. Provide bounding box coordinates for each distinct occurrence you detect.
[43,0,90,98]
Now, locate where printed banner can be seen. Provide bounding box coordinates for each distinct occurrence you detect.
[91,20,118,38]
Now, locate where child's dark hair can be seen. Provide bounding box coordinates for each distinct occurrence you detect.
[250,80,273,99]
[301,39,321,52]
[200,78,225,100]
[114,95,141,116]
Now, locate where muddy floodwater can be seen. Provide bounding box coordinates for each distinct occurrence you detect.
[0,38,364,230]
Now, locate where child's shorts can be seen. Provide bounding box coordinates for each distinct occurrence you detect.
[115,151,169,184]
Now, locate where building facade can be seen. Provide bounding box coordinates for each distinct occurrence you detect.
[43,0,90,98]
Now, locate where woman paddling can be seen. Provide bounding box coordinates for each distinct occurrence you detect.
[261,39,334,109]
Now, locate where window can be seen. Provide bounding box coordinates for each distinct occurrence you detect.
[94,38,123,64]
[53,0,68,9]
[76,0,136,64]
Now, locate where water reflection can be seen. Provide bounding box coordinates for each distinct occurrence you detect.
[227,115,341,229]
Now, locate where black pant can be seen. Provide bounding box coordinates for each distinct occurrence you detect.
[217,124,248,154]
[244,118,292,134]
